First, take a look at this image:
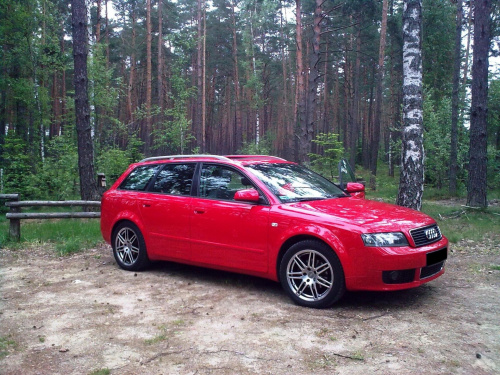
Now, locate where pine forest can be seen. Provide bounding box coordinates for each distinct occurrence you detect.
[0,0,499,207]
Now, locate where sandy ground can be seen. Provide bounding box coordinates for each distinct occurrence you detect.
[0,238,499,375]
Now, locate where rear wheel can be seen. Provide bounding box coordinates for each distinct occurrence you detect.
[279,240,345,308]
[112,222,150,271]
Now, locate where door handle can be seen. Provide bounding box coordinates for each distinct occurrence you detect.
[194,209,205,214]
[143,204,151,208]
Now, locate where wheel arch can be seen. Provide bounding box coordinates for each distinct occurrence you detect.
[275,234,344,283]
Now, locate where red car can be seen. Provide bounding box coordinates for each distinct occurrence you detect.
[100,155,448,308]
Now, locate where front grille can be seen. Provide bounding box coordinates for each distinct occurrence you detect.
[420,261,445,279]
[410,224,442,247]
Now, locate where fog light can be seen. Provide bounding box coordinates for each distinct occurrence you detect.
[382,269,415,284]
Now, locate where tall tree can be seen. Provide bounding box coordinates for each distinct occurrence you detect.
[157,0,164,111]
[295,0,308,163]
[449,0,463,195]
[305,0,323,161]
[370,0,389,186]
[397,0,424,210]
[145,0,152,153]
[467,0,491,208]
[71,0,98,200]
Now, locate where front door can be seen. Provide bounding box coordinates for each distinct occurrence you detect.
[190,164,269,273]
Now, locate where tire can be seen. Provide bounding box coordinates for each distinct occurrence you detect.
[279,240,345,308]
[112,221,151,271]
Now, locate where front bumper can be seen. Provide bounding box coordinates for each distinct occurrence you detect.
[345,237,448,291]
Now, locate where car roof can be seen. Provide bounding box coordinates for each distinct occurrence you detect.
[138,154,293,166]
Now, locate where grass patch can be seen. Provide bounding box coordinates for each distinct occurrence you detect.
[422,203,500,244]
[88,369,110,375]
[0,335,18,359]
[0,216,102,254]
[490,265,500,271]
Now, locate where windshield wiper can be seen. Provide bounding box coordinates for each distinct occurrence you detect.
[291,197,327,202]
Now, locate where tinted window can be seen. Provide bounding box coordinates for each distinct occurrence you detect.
[200,165,252,201]
[151,163,195,196]
[119,165,161,191]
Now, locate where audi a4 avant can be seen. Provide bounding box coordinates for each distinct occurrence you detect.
[100,155,448,308]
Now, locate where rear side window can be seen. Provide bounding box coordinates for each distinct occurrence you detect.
[119,165,161,191]
[151,163,195,196]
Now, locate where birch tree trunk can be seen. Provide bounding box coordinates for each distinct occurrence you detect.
[71,0,98,200]
[396,0,424,210]
[467,0,491,208]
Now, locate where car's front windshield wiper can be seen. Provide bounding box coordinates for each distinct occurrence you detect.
[288,197,327,202]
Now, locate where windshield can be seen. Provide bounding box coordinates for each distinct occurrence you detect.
[246,163,347,203]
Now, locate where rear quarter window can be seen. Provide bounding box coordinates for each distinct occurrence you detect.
[119,165,161,191]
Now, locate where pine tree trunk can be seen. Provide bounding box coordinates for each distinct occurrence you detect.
[295,0,308,163]
[370,0,388,185]
[196,0,204,152]
[304,0,322,162]
[349,25,362,170]
[145,0,152,153]
[396,0,424,210]
[95,0,101,42]
[231,0,242,153]
[467,0,491,208]
[157,0,164,111]
[127,9,136,125]
[449,0,462,195]
[71,0,98,200]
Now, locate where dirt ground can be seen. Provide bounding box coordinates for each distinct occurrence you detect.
[1,237,499,375]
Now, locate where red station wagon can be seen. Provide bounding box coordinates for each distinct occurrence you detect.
[100,155,448,308]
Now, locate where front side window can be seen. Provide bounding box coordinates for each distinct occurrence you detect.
[200,165,253,201]
[119,164,161,191]
[150,163,195,196]
[246,163,346,203]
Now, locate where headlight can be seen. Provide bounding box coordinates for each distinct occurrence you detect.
[361,232,409,247]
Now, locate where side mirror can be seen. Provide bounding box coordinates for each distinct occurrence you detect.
[345,182,365,199]
[234,188,260,203]
[338,158,356,190]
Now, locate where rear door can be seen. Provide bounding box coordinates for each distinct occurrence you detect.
[189,164,270,273]
[137,163,195,259]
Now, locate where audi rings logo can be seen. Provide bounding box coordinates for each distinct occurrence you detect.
[425,228,439,240]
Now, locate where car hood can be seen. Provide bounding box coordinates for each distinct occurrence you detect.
[281,197,435,233]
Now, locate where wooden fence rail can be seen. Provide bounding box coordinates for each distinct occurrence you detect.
[1,194,101,241]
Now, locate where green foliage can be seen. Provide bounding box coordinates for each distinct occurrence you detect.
[423,90,468,191]
[487,145,500,189]
[97,135,144,186]
[238,131,274,155]
[308,133,344,180]
[422,0,455,101]
[39,133,79,200]
[423,203,500,244]
[1,132,42,199]
[97,148,133,186]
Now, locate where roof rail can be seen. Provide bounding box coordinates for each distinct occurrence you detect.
[225,155,287,161]
[140,154,232,163]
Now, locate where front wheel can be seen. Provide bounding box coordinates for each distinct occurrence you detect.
[279,240,345,308]
[112,221,150,271]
